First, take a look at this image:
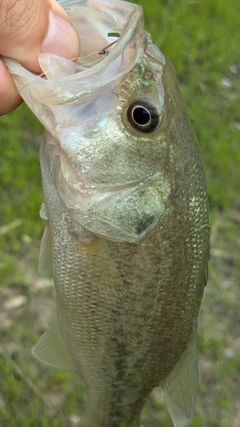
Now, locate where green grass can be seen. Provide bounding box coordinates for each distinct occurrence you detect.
[0,0,240,426]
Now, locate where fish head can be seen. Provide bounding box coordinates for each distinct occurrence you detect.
[4,0,197,243]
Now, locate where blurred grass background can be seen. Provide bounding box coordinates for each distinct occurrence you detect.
[0,0,240,426]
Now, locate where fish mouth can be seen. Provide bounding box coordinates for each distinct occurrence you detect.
[65,0,141,70]
[3,0,144,108]
[3,1,146,148]
[35,0,144,106]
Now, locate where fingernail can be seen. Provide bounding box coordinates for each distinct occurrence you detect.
[42,11,80,60]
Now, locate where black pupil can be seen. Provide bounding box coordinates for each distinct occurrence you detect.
[132,107,150,126]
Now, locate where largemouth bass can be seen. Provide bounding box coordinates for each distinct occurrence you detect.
[4,0,209,426]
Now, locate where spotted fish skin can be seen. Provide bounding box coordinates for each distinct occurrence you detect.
[4,1,209,426]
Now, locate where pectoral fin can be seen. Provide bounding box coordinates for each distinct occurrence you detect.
[162,329,198,427]
[39,203,48,221]
[32,321,74,370]
[38,223,52,277]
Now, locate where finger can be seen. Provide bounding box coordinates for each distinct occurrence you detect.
[0,59,22,115]
[0,0,80,73]
[0,0,80,115]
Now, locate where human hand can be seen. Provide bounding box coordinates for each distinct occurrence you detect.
[0,0,80,115]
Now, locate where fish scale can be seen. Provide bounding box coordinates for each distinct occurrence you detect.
[4,0,209,425]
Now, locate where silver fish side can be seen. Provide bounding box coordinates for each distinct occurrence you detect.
[4,1,210,426]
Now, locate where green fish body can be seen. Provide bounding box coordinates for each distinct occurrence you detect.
[4,1,209,426]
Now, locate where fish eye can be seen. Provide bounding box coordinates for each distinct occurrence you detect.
[127,100,161,133]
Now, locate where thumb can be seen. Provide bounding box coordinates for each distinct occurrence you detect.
[0,0,80,72]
